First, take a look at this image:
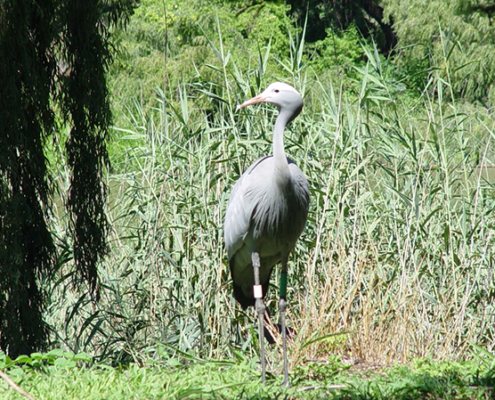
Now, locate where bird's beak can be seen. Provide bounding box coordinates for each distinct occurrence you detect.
[237,93,268,110]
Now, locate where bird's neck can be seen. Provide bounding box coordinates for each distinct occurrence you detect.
[272,111,290,182]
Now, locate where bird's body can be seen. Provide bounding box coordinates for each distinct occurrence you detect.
[225,155,309,309]
[224,82,310,385]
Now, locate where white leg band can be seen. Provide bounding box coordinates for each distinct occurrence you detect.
[253,285,263,299]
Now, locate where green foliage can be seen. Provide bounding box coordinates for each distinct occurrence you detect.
[109,0,295,132]
[0,349,92,372]
[292,356,348,384]
[1,351,494,399]
[285,0,396,54]
[383,0,495,103]
[306,25,367,83]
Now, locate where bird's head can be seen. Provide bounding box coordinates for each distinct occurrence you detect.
[237,82,303,122]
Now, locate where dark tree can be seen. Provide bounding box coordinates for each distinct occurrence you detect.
[0,0,134,357]
[233,0,397,55]
[465,0,495,23]
[286,0,396,54]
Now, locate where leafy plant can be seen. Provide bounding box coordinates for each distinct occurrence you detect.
[383,0,495,103]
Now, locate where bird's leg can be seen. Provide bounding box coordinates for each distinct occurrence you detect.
[252,252,266,383]
[279,260,290,387]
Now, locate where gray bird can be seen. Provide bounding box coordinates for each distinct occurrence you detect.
[224,82,310,385]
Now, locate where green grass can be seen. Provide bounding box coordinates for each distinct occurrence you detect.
[1,350,494,399]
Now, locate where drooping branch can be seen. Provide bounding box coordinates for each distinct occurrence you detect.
[60,0,112,295]
[0,0,57,357]
[0,0,134,356]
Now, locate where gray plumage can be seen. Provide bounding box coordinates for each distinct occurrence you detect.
[224,82,310,385]
[225,154,309,308]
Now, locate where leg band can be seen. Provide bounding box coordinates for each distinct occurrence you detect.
[253,284,263,299]
[280,271,288,298]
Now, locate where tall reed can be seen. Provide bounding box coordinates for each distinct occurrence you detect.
[45,25,495,371]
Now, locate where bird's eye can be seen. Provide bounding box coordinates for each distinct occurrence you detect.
[274,89,280,93]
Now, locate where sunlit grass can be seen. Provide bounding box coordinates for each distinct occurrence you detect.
[1,350,494,399]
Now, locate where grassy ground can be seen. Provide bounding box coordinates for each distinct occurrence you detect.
[1,350,494,399]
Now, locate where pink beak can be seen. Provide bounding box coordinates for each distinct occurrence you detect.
[237,93,269,109]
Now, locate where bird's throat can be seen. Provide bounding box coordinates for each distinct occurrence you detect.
[272,113,290,180]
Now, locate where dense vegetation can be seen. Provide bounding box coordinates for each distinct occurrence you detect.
[1,349,495,399]
[2,0,495,397]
